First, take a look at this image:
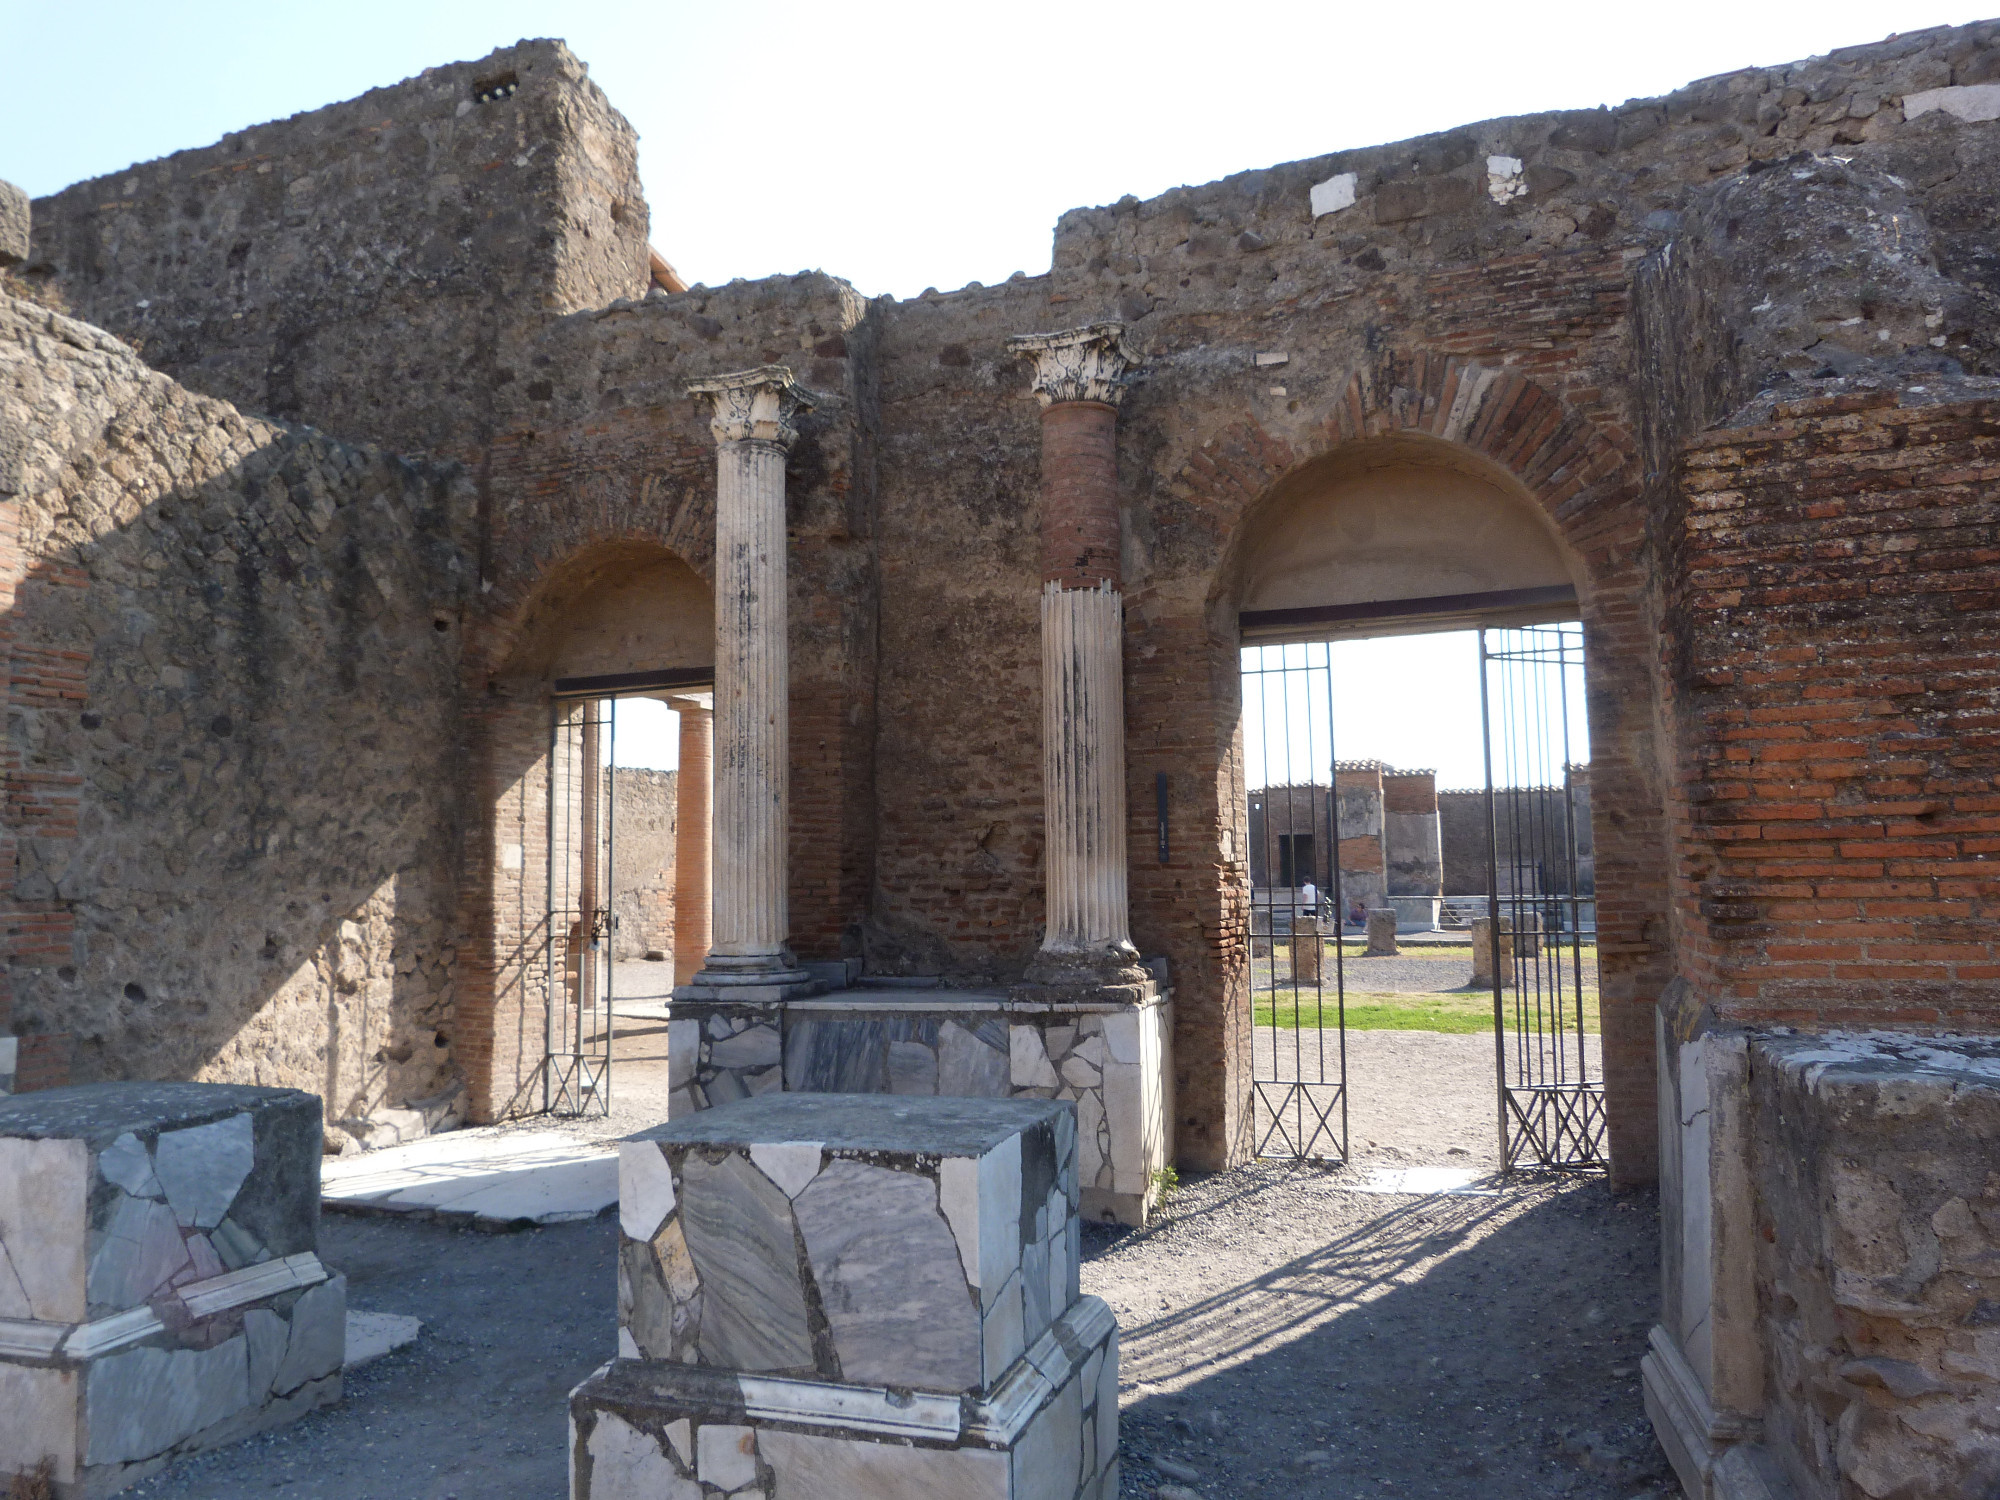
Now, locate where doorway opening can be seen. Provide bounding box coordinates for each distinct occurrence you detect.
[1243,618,1603,1171]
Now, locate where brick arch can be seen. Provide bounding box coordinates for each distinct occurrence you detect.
[1184,350,1640,614]
[1132,351,1666,1184]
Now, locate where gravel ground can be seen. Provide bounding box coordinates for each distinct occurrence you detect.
[1093,1167,1677,1500]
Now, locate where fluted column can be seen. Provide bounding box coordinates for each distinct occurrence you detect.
[678,367,813,998]
[1007,323,1149,991]
[667,695,713,988]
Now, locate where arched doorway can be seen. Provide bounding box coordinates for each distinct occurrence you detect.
[461,543,715,1123]
[1221,433,1602,1173]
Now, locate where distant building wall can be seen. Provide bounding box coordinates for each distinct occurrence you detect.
[610,767,676,961]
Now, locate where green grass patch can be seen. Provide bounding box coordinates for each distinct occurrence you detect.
[1255,986,1600,1034]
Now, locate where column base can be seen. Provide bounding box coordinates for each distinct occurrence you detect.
[569,1297,1119,1500]
[1641,1325,1785,1500]
[1018,946,1152,1002]
[674,953,820,1006]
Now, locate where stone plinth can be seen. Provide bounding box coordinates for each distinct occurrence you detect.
[1649,1026,2000,1500]
[1364,909,1398,957]
[571,1094,1118,1500]
[1292,917,1324,983]
[0,1084,342,1497]
[1470,916,1513,989]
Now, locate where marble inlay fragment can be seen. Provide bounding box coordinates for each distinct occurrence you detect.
[589,1412,699,1500]
[154,1113,255,1229]
[85,1336,251,1465]
[794,1160,982,1391]
[619,1143,677,1242]
[87,1192,191,1310]
[748,1141,822,1200]
[97,1133,162,1199]
[679,1152,813,1371]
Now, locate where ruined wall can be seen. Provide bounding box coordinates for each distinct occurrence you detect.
[1670,391,2000,1028]
[0,291,475,1125]
[611,766,675,961]
[26,39,648,459]
[1748,1033,2000,1499]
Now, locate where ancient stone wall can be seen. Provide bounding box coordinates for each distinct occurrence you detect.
[0,291,475,1127]
[1748,1034,2000,1498]
[26,39,648,459]
[610,766,675,961]
[1669,391,2000,1029]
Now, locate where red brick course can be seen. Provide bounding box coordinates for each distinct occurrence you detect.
[1668,394,2000,1029]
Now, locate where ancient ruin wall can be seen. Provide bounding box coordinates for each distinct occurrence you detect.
[611,766,676,961]
[0,291,475,1122]
[27,39,648,459]
[1670,391,2000,1028]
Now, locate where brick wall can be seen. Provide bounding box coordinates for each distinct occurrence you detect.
[1670,392,2000,1027]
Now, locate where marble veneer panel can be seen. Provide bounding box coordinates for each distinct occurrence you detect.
[616,1093,1079,1395]
[0,1083,340,1494]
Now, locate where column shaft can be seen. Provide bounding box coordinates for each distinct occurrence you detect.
[670,700,712,988]
[710,438,791,963]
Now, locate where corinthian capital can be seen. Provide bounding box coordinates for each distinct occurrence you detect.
[687,366,815,448]
[1006,323,1139,408]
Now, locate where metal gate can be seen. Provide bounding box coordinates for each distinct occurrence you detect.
[1244,641,1348,1162]
[544,696,617,1117]
[1480,622,1605,1169]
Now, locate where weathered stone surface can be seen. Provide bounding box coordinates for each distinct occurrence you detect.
[0,1136,87,1320]
[154,1112,255,1228]
[677,1152,813,1371]
[586,1412,700,1500]
[0,178,25,267]
[794,1159,982,1390]
[85,1336,251,1464]
[938,1020,1011,1097]
[756,1427,1010,1499]
[271,1277,347,1396]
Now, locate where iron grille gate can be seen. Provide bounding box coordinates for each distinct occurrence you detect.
[544,697,617,1116]
[1480,623,1605,1169]
[1245,642,1348,1162]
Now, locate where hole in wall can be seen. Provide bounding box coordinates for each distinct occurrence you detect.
[472,72,518,104]
[124,982,147,1002]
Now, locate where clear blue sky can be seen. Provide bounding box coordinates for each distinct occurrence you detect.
[6,1,1976,774]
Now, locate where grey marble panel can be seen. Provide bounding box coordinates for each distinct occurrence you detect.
[794,1160,982,1391]
[785,1018,889,1094]
[679,1152,812,1372]
[622,1240,679,1361]
[97,1133,161,1199]
[757,1424,1009,1499]
[85,1335,251,1465]
[271,1276,345,1395]
[708,1025,780,1070]
[938,1021,1011,1098]
[210,1216,266,1271]
[887,1041,938,1095]
[243,1307,287,1399]
[87,1191,190,1310]
[154,1113,255,1229]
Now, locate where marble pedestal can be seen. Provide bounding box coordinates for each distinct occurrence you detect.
[677,985,1174,1228]
[0,1084,342,1498]
[571,1094,1119,1500]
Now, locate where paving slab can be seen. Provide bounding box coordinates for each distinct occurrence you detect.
[342,1311,421,1370]
[321,1131,618,1228]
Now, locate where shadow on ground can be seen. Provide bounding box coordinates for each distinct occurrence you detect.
[1085,1166,1678,1499]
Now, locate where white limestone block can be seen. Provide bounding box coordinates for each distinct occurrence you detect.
[1009,1027,1058,1089]
[667,1020,701,1088]
[748,1141,823,1200]
[619,1143,678,1242]
[0,1361,77,1484]
[757,1426,1009,1499]
[938,1133,1021,1302]
[1486,154,1526,204]
[698,1423,759,1490]
[1904,82,2000,123]
[665,1417,693,1467]
[1098,1010,1142,1067]
[0,1137,88,1322]
[154,1113,255,1229]
[982,1265,1026,1379]
[589,1411,699,1500]
[1310,172,1357,217]
[618,1325,640,1360]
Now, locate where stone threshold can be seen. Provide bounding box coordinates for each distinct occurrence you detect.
[787,987,1167,1016]
[0,1250,328,1361]
[583,1294,1116,1449]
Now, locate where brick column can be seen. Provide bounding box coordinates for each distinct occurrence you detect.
[1006,324,1149,994]
[667,695,713,988]
[677,367,816,1002]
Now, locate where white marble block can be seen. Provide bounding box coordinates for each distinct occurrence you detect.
[574,1093,1118,1500]
[0,1083,341,1496]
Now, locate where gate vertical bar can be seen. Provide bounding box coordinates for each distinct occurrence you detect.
[1479,629,1509,1167]
[544,700,559,1115]
[604,698,617,1112]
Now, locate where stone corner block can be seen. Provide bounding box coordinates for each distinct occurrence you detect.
[0,1083,337,1495]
